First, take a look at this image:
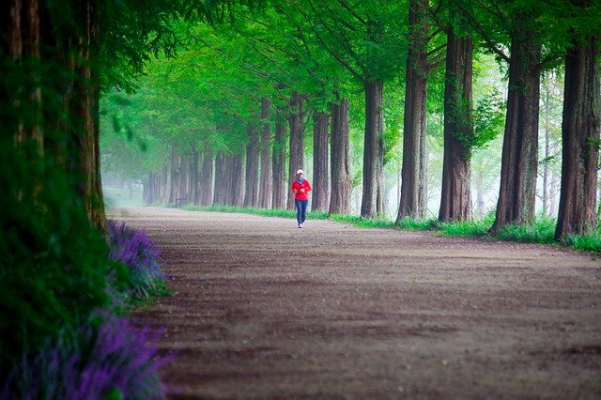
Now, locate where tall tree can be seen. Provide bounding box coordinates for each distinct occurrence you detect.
[438,28,474,222]
[329,97,352,215]
[492,26,542,230]
[555,0,600,239]
[399,0,430,220]
[454,0,557,230]
[257,97,273,208]
[282,0,406,218]
[200,148,214,206]
[287,91,304,209]
[362,79,385,217]
[244,122,260,207]
[312,109,330,211]
[272,105,287,209]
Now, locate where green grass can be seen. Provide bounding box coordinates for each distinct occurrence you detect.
[180,204,601,253]
[564,233,601,253]
[330,214,398,229]
[496,218,556,244]
[182,204,330,220]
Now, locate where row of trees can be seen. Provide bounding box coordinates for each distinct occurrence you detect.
[102,0,600,240]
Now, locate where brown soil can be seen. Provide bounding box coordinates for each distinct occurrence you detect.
[110,207,601,399]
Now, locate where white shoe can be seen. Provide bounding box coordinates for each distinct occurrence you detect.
[298,224,302,228]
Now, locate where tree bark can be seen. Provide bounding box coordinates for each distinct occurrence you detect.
[272,105,287,209]
[213,152,228,205]
[243,123,260,207]
[230,153,245,207]
[492,33,541,231]
[191,150,200,205]
[361,80,385,218]
[555,25,600,239]
[398,0,429,220]
[312,110,330,211]
[200,147,213,206]
[257,97,272,209]
[4,0,107,232]
[439,30,474,222]
[168,146,178,204]
[67,0,106,231]
[287,91,304,210]
[542,75,552,216]
[418,120,428,218]
[329,97,352,215]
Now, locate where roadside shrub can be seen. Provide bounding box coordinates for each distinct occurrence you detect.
[108,220,166,300]
[496,219,556,244]
[0,201,127,377]
[1,315,168,400]
[437,220,491,237]
[564,234,601,253]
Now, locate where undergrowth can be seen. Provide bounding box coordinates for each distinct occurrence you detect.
[183,204,330,220]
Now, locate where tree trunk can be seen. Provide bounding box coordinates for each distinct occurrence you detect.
[66,0,106,231]
[200,148,213,206]
[191,150,200,205]
[244,123,260,207]
[439,30,473,222]
[168,146,178,204]
[287,91,304,210]
[555,26,600,239]
[178,153,189,202]
[213,152,228,205]
[398,0,429,220]
[231,153,245,207]
[312,111,330,211]
[329,97,352,215]
[361,80,384,218]
[418,121,428,218]
[144,172,153,204]
[492,34,541,231]
[4,0,107,231]
[272,105,287,209]
[224,154,234,205]
[542,75,551,216]
[257,97,272,209]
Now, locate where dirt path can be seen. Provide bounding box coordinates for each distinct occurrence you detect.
[110,207,601,399]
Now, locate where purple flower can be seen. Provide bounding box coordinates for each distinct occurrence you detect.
[107,220,166,298]
[2,316,171,400]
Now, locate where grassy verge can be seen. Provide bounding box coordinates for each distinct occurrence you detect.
[182,204,330,220]
[180,205,601,253]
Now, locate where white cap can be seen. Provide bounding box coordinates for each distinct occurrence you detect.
[296,169,304,175]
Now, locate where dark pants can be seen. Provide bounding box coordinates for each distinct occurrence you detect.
[295,199,308,224]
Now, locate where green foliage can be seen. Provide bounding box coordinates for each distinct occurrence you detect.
[565,234,601,254]
[473,88,505,149]
[437,220,491,237]
[0,175,128,376]
[396,218,437,231]
[331,214,398,229]
[496,219,557,245]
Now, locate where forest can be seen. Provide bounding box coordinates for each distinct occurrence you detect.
[1,0,600,398]
[101,0,601,242]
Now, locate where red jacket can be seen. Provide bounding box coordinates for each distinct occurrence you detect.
[292,179,312,201]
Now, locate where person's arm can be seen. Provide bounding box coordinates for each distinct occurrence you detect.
[292,181,298,194]
[306,181,312,192]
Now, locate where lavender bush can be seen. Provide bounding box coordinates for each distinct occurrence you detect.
[107,220,166,299]
[1,316,169,400]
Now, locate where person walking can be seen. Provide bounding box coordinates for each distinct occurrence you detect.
[291,169,312,228]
